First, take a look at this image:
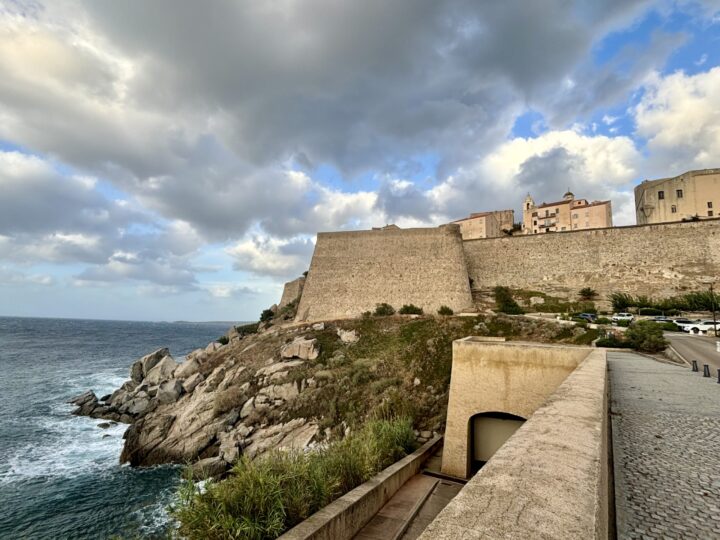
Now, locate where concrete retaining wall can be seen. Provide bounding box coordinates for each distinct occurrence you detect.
[420,349,610,539]
[279,437,442,540]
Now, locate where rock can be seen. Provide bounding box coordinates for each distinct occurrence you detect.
[206,341,222,353]
[132,348,170,382]
[256,360,304,377]
[68,390,97,407]
[120,380,138,392]
[312,322,325,331]
[99,394,111,402]
[259,382,299,402]
[97,422,111,429]
[420,430,432,439]
[529,296,545,305]
[413,377,421,387]
[144,356,177,385]
[174,358,200,380]
[157,380,184,404]
[240,397,255,418]
[191,456,229,480]
[218,430,244,463]
[280,337,319,360]
[205,366,227,391]
[337,328,360,344]
[269,371,288,382]
[119,413,134,424]
[182,373,204,393]
[109,388,129,408]
[126,397,151,416]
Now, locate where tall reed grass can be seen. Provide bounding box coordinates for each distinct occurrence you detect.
[172,418,417,540]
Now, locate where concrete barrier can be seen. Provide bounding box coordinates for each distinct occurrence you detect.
[420,349,609,539]
[278,436,442,540]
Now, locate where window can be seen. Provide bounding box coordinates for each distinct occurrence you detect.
[561,227,566,231]
[710,211,714,217]
[526,203,531,210]
[708,201,713,209]
[572,213,578,219]
[555,208,559,214]
[671,205,677,213]
[533,220,537,226]
[676,189,683,198]
[658,190,665,200]
[545,210,549,217]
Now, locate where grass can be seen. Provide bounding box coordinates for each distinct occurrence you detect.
[171,418,417,540]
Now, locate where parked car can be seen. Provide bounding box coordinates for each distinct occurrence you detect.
[685,320,720,334]
[611,313,634,323]
[650,316,672,323]
[672,318,697,331]
[577,313,597,323]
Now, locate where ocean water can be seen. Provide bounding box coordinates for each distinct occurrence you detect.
[0,316,234,539]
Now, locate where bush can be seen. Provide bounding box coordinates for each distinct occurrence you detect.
[596,317,612,325]
[624,321,668,353]
[493,286,524,315]
[216,335,229,345]
[235,322,260,336]
[260,309,275,322]
[638,307,663,316]
[658,321,681,332]
[374,303,395,316]
[578,287,597,301]
[437,305,454,316]
[399,304,424,315]
[596,335,633,349]
[616,319,631,327]
[172,418,417,540]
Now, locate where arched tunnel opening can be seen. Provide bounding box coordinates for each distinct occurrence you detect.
[469,411,526,475]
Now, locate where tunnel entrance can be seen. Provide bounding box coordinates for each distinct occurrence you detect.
[469,412,526,475]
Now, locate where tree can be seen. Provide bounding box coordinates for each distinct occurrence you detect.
[578,287,597,301]
[493,286,524,315]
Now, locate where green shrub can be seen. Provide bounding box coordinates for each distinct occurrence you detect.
[172,418,417,540]
[260,309,275,322]
[638,307,663,316]
[361,311,372,319]
[437,305,454,316]
[235,322,260,336]
[658,321,681,332]
[624,321,668,353]
[596,335,633,349]
[374,303,395,316]
[616,319,631,327]
[216,335,229,345]
[493,286,524,315]
[578,287,597,301]
[596,317,612,325]
[399,304,423,315]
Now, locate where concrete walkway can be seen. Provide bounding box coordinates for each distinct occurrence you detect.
[608,351,720,539]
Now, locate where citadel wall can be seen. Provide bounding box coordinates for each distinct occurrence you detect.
[295,225,473,321]
[464,218,720,301]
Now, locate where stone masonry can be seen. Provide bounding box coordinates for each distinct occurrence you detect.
[608,351,720,539]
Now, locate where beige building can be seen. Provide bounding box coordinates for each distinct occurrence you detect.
[635,169,720,225]
[452,209,514,240]
[522,191,612,234]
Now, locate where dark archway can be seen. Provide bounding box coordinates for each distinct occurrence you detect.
[468,412,526,475]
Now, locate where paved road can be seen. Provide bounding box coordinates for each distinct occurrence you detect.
[609,351,720,539]
[666,332,720,372]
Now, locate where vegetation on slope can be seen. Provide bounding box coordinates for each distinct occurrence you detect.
[172,418,417,540]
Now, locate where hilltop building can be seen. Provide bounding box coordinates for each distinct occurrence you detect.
[522,191,612,234]
[451,209,514,240]
[635,169,720,225]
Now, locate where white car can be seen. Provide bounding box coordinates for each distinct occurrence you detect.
[611,313,634,323]
[685,320,720,334]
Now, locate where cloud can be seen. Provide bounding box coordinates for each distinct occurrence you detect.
[227,236,315,279]
[635,67,720,174]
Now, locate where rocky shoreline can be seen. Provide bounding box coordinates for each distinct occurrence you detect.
[69,320,361,478]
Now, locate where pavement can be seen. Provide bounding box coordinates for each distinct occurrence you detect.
[608,351,720,539]
[666,332,720,372]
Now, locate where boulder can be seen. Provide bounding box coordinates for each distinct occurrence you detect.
[205,341,222,353]
[182,373,204,393]
[218,430,243,463]
[337,328,359,344]
[312,322,325,331]
[191,457,229,480]
[240,397,255,418]
[256,360,304,377]
[144,356,177,385]
[131,348,170,382]
[259,382,299,402]
[68,390,97,407]
[280,337,319,360]
[174,358,200,380]
[125,397,151,416]
[130,361,144,384]
[157,380,184,404]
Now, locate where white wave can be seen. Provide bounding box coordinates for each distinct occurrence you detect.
[134,481,181,536]
[0,414,127,484]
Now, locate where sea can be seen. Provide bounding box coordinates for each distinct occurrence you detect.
[0,316,235,539]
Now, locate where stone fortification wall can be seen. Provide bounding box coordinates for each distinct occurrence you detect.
[464,218,720,301]
[279,276,305,309]
[295,225,473,321]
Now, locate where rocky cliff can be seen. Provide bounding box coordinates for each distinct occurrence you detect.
[70,313,597,476]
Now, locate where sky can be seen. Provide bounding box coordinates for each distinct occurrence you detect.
[1,0,720,322]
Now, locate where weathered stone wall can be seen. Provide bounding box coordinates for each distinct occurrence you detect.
[296,225,473,321]
[279,276,305,309]
[464,218,720,301]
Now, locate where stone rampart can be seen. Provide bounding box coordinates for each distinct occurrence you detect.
[464,218,720,301]
[295,225,473,321]
[279,276,305,309]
